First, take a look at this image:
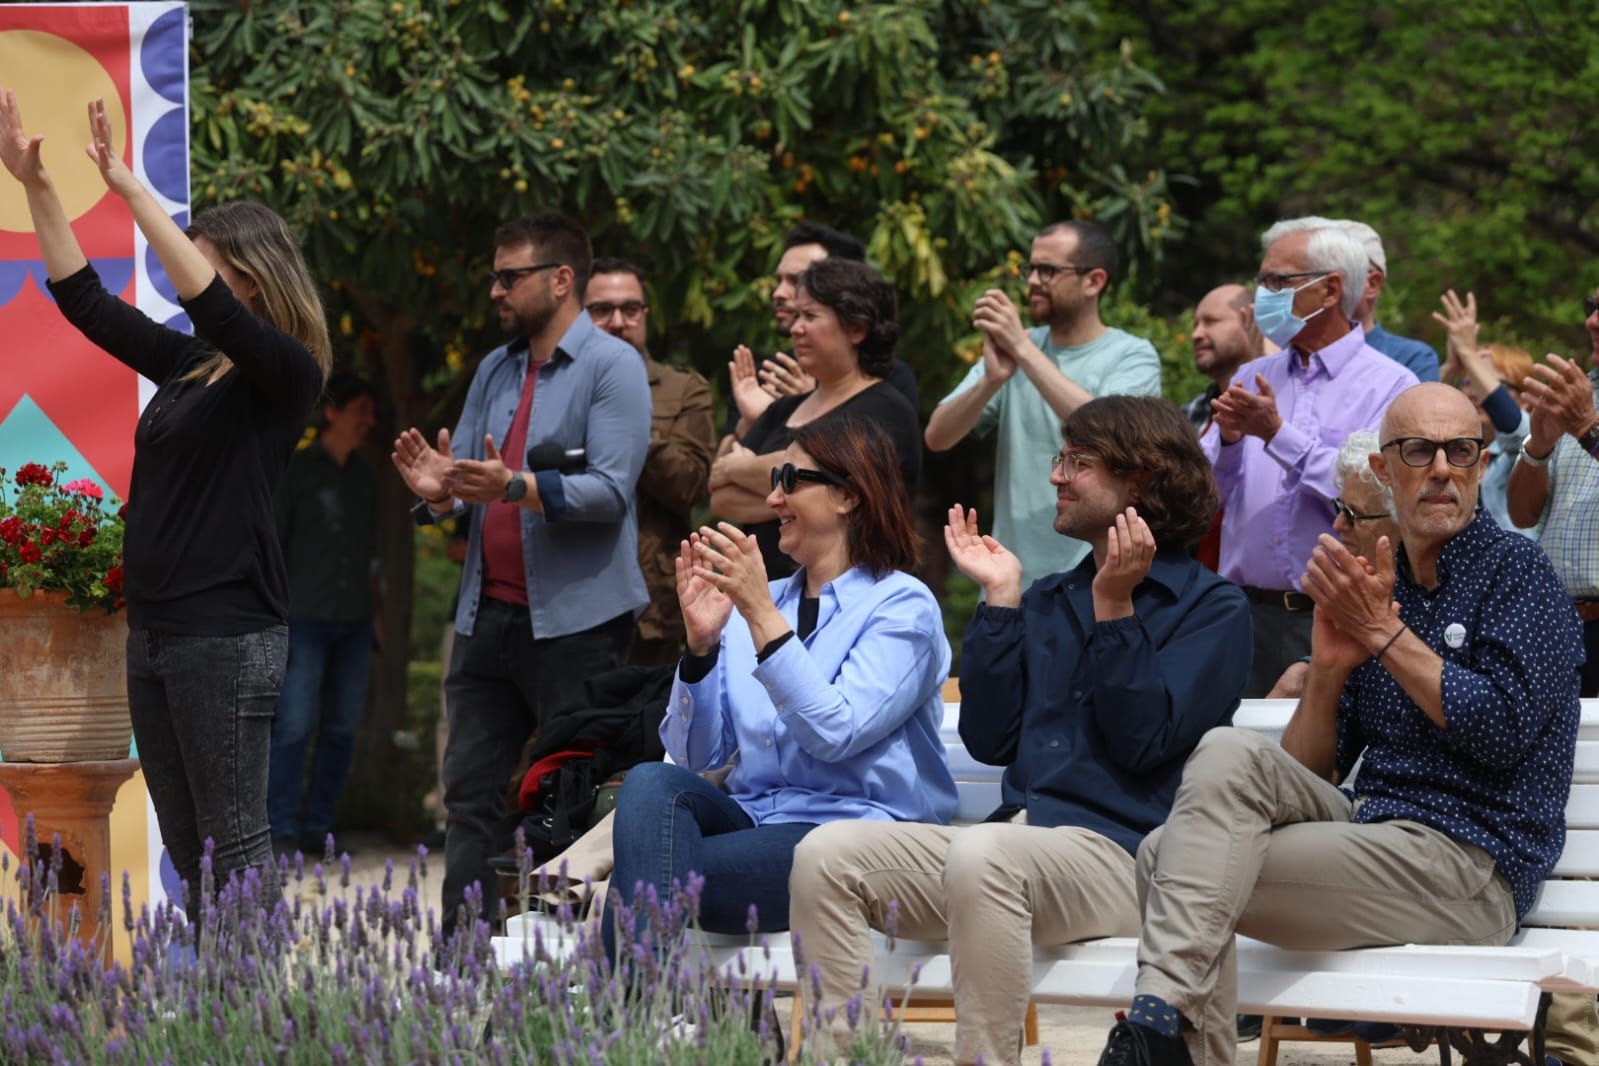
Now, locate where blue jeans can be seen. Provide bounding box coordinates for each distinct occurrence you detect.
[604,762,817,955]
[267,618,373,840]
[126,626,285,918]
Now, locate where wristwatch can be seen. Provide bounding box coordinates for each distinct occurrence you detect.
[502,471,529,503]
[1578,422,1599,458]
[1519,438,1552,468]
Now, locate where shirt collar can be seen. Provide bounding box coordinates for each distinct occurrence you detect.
[775,563,874,608]
[505,310,599,368]
[1034,547,1194,601]
[1290,322,1366,380]
[1395,511,1498,590]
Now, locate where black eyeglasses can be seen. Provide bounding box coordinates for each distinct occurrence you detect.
[487,262,561,290]
[1333,497,1389,524]
[1379,436,1486,468]
[1027,262,1096,283]
[585,300,648,320]
[770,463,849,493]
[1253,270,1330,293]
[1584,296,1599,318]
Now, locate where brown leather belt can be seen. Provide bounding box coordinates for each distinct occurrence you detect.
[1243,586,1314,613]
[1575,599,1599,623]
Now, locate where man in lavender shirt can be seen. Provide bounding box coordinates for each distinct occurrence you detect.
[1204,218,1418,696]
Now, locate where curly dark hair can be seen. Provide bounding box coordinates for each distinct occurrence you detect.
[794,257,900,378]
[789,418,918,577]
[1061,396,1218,551]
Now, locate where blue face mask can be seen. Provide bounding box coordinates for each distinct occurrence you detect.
[1254,277,1328,348]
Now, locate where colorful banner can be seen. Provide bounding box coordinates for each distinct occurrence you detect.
[0,2,188,951]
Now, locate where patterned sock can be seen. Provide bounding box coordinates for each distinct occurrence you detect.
[1128,993,1183,1039]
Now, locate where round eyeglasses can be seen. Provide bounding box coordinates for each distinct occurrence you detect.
[1049,451,1102,479]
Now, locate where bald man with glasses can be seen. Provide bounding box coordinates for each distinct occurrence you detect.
[1101,382,1581,1066]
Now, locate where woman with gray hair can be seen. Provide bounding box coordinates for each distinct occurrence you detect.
[1264,429,1399,699]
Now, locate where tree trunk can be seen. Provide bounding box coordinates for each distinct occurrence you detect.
[337,295,429,837]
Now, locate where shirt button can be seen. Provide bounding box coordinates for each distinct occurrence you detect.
[680,697,689,705]
[1067,583,1075,590]
[1049,739,1060,748]
[764,738,772,747]
[1072,689,1083,699]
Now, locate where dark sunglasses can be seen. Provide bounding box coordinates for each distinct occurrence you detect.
[1026,262,1095,283]
[1380,436,1485,468]
[770,463,849,493]
[585,300,648,320]
[1333,497,1389,524]
[1585,296,1599,318]
[487,262,561,290]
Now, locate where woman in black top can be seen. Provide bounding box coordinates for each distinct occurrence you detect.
[709,257,921,578]
[1,93,330,914]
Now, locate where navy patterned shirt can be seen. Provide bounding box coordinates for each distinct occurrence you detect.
[1336,513,1582,919]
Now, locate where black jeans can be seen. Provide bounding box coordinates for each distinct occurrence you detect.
[126,626,286,918]
[440,597,632,938]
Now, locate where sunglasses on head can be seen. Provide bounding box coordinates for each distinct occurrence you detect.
[770,463,849,493]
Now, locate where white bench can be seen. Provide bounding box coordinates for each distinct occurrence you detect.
[495,698,1599,1060]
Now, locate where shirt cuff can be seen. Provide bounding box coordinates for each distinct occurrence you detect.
[1481,386,1522,436]
[410,496,464,525]
[756,631,796,663]
[1262,419,1311,469]
[534,469,566,521]
[679,646,719,684]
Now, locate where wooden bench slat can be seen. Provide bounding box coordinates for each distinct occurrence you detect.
[1523,880,1599,930]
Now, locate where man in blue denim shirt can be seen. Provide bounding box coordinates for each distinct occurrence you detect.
[392,213,650,940]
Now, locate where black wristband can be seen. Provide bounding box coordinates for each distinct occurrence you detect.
[1374,624,1407,660]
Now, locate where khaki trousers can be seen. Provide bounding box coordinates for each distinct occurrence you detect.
[1547,993,1599,1065]
[1135,728,1518,1066]
[788,818,1139,1066]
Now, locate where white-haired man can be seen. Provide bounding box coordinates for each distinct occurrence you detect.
[1203,218,1418,696]
[1336,219,1440,382]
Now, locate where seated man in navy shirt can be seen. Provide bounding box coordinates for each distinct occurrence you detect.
[788,396,1252,1066]
[1101,382,1583,1066]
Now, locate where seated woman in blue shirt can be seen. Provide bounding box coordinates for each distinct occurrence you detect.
[605,418,957,951]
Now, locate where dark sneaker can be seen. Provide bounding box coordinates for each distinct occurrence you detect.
[1235,1014,1263,1042]
[1098,1019,1194,1066]
[1349,1020,1401,1044]
[1305,1017,1354,1037]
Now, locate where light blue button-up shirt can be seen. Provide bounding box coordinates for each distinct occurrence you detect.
[664,566,958,827]
[415,312,651,640]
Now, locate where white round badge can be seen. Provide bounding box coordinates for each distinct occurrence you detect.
[1444,623,1467,649]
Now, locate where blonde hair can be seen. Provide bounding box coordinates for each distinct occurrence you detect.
[180,202,332,384]
[1485,343,1534,392]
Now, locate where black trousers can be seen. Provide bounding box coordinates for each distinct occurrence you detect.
[1581,616,1599,698]
[439,596,632,938]
[1244,599,1314,698]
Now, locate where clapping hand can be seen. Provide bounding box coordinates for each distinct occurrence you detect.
[730,345,777,423]
[447,435,515,504]
[84,99,140,199]
[0,88,47,188]
[1522,353,1598,443]
[676,533,735,655]
[1431,289,1481,383]
[758,352,815,397]
[1302,533,1401,661]
[972,288,1031,361]
[392,427,454,504]
[1090,507,1155,619]
[979,334,1016,384]
[1211,374,1282,444]
[943,504,1023,606]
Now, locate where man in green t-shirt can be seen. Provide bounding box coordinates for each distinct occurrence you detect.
[926,221,1161,590]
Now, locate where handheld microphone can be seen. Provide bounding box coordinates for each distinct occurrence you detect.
[526,441,587,473]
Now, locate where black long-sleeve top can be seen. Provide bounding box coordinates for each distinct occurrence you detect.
[47,265,321,634]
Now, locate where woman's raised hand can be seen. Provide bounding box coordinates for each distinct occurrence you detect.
[677,533,735,655]
[83,99,141,199]
[943,504,1023,607]
[0,88,48,187]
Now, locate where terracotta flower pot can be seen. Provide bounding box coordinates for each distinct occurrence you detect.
[0,590,131,762]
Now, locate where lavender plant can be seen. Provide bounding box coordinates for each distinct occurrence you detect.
[0,822,922,1064]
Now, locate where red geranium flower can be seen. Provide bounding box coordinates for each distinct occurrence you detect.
[15,463,52,487]
[40,528,55,546]
[62,479,104,500]
[103,567,124,593]
[78,530,95,547]
[18,542,41,563]
[0,516,22,544]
